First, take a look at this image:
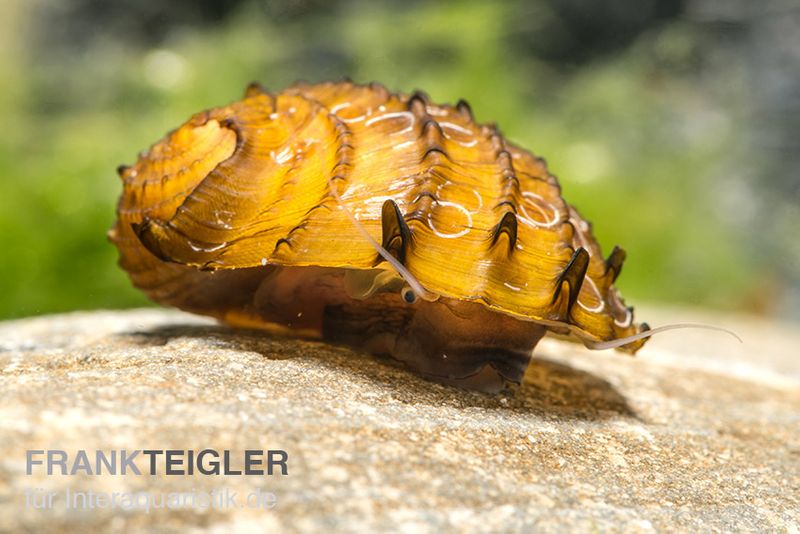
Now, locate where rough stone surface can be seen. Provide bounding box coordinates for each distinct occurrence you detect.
[0,307,798,532]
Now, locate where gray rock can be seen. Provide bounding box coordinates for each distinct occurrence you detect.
[0,308,798,532]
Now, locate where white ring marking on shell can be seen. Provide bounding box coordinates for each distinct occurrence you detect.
[577,275,606,313]
[613,306,633,328]
[518,192,561,228]
[427,201,472,239]
[364,111,415,135]
[439,121,478,147]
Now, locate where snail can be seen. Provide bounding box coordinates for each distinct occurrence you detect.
[109,80,736,392]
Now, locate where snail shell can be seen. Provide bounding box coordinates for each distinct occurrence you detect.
[109,80,647,391]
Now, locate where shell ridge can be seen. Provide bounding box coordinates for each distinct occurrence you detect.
[403,95,449,230]
[605,245,626,283]
[552,246,590,320]
[269,106,355,257]
[488,126,521,253]
[380,199,411,265]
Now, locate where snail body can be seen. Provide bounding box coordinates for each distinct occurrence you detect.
[110,80,647,391]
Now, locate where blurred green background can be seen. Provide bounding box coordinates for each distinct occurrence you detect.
[1,0,798,320]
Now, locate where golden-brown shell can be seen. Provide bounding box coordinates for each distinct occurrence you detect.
[110,80,646,350]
